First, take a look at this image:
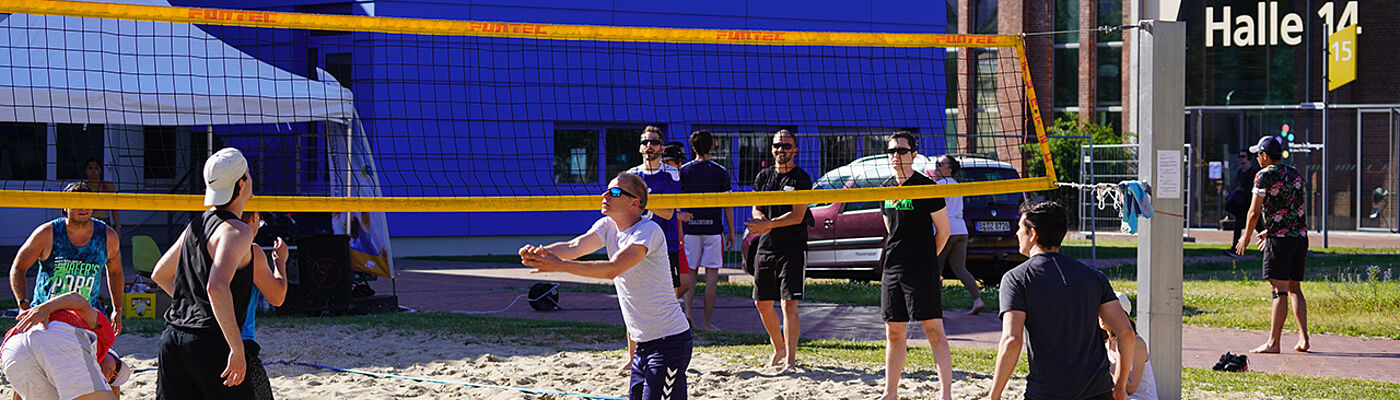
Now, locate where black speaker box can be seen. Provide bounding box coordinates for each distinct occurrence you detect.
[277,235,352,315]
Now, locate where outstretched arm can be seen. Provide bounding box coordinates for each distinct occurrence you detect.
[522,243,648,280]
[523,231,604,261]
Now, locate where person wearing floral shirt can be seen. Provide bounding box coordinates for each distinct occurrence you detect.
[1234,136,1310,354]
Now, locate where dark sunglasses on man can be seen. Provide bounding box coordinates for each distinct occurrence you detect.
[604,187,638,198]
[886,147,914,155]
[770,143,794,150]
[639,139,663,147]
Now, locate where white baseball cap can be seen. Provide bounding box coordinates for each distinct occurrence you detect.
[203,147,248,206]
[104,349,131,386]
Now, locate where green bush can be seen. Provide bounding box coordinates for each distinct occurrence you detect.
[1024,117,1132,224]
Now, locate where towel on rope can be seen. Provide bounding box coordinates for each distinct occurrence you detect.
[1119,181,1154,234]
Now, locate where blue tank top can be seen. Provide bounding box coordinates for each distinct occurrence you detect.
[34,218,108,308]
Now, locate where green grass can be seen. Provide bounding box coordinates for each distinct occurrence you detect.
[1104,255,1400,339]
[1061,239,1400,260]
[548,251,1400,339]
[547,278,999,312]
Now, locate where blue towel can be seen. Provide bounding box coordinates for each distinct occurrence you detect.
[1118,181,1154,233]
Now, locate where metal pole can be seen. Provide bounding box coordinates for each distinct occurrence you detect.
[1135,20,1185,400]
[1357,109,1362,230]
[1322,23,1330,247]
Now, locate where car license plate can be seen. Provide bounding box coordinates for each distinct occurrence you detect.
[976,221,1012,233]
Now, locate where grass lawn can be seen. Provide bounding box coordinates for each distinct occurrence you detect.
[546,251,1399,339]
[1102,255,1400,339]
[546,278,999,312]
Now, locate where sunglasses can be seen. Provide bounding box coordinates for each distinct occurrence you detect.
[886,147,914,155]
[639,139,663,147]
[771,143,795,150]
[604,187,638,199]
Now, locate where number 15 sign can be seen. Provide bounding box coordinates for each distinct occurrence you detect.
[1328,25,1358,91]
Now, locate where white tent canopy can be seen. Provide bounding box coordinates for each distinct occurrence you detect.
[0,2,354,126]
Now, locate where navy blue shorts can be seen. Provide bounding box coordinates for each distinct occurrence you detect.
[629,330,692,400]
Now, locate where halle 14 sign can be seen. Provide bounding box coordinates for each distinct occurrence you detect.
[1205,0,1357,47]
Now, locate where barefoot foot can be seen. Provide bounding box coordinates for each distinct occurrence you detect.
[1294,339,1310,352]
[969,298,986,315]
[767,352,786,367]
[1249,343,1280,354]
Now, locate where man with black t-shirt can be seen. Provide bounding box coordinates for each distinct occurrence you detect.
[988,201,1136,400]
[155,148,259,399]
[744,129,810,374]
[877,131,955,400]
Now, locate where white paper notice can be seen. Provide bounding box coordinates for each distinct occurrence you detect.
[1156,150,1182,199]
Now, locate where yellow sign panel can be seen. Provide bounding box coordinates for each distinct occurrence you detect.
[1328,25,1358,90]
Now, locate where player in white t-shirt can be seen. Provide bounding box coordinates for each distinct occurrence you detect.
[520,173,692,400]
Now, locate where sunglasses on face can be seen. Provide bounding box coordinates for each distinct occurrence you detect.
[639,139,663,147]
[771,143,795,150]
[604,187,638,198]
[886,147,914,155]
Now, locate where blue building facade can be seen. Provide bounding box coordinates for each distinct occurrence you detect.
[176,0,950,251]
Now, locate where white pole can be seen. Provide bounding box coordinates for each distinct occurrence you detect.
[1134,19,1185,400]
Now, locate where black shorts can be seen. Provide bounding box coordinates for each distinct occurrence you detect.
[667,252,682,288]
[881,268,943,322]
[1262,236,1308,281]
[752,251,805,301]
[157,326,254,400]
[243,339,274,400]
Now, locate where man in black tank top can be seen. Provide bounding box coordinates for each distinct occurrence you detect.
[152,147,258,399]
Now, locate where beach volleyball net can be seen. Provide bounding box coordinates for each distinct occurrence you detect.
[0,0,1054,213]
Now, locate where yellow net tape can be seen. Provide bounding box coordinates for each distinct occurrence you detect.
[4,0,1021,48]
[0,178,1055,212]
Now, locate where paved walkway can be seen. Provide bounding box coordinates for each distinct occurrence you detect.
[372,258,1400,384]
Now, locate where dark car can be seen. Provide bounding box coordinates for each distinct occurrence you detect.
[742,154,1026,285]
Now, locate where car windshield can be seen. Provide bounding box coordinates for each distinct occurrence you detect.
[959,166,1022,207]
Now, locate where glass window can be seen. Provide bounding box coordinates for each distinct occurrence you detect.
[324,53,353,89]
[701,127,792,186]
[144,126,177,180]
[604,127,645,180]
[0,123,47,180]
[57,124,104,180]
[554,129,598,184]
[821,135,860,174]
[731,134,769,187]
[1097,46,1122,107]
[1053,48,1079,110]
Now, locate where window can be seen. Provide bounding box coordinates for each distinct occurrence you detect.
[324,52,353,89]
[56,124,104,180]
[604,127,647,180]
[554,129,598,184]
[701,127,791,186]
[820,127,918,166]
[144,126,177,180]
[0,123,46,180]
[820,135,860,174]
